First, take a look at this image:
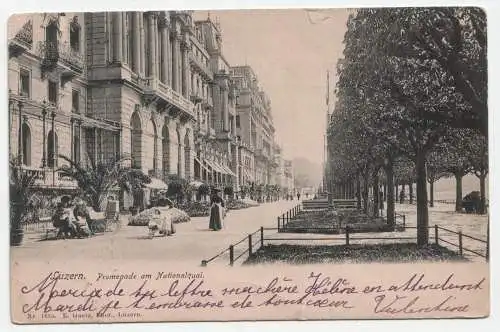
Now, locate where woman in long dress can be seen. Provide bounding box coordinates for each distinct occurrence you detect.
[209,190,225,231]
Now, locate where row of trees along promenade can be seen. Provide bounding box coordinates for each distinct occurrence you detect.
[328,8,487,246]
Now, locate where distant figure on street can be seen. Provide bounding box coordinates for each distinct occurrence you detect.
[306,193,309,199]
[400,190,405,204]
[297,192,301,201]
[209,189,225,231]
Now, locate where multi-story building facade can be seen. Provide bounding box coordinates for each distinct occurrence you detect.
[8,11,285,199]
[231,65,278,186]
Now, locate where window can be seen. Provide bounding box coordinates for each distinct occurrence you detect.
[70,19,81,52]
[19,68,30,97]
[72,89,80,113]
[236,115,240,128]
[48,80,58,105]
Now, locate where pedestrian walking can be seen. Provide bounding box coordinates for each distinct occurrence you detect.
[209,189,225,231]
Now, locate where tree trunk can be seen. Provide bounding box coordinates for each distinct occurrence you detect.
[416,150,429,246]
[479,173,487,215]
[429,180,434,207]
[356,176,362,210]
[401,183,406,204]
[383,184,387,201]
[363,171,369,214]
[409,182,414,204]
[454,172,463,212]
[373,168,380,217]
[386,160,395,227]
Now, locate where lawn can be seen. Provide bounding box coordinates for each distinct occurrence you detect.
[243,243,466,265]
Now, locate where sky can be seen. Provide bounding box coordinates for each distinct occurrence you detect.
[194,9,350,165]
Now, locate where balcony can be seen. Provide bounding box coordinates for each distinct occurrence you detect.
[190,90,203,104]
[189,54,213,81]
[21,167,77,189]
[141,78,195,119]
[38,41,85,80]
[9,20,33,58]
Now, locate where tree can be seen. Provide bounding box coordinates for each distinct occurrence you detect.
[58,155,151,211]
[468,132,488,214]
[426,150,451,207]
[9,156,40,245]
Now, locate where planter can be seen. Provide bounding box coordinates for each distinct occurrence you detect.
[10,227,24,246]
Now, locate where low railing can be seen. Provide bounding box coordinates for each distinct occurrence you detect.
[277,204,302,230]
[201,224,489,267]
[20,167,76,188]
[37,41,84,70]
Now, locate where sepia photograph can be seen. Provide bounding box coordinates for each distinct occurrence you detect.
[7,5,490,324]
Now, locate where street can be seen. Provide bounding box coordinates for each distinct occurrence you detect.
[11,200,299,266]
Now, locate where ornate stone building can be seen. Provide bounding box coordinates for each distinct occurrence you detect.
[8,11,284,197]
[230,65,278,186]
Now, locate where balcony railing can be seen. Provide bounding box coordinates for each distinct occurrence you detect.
[37,41,84,72]
[142,78,195,118]
[189,53,213,80]
[21,167,77,188]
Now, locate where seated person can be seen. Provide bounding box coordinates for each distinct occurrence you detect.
[52,196,77,238]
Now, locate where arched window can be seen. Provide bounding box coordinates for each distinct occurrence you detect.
[162,124,170,175]
[47,130,58,168]
[130,111,142,169]
[21,123,31,166]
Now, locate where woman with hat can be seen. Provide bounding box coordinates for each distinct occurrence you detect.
[208,188,225,231]
[52,195,77,238]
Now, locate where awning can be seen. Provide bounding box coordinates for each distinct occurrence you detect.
[189,180,205,189]
[208,160,225,174]
[144,178,168,190]
[222,165,236,177]
[243,169,254,181]
[204,159,216,171]
[195,156,209,172]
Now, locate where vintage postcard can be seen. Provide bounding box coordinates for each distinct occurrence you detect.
[8,7,489,324]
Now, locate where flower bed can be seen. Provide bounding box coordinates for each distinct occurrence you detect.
[176,200,256,217]
[177,201,211,217]
[128,207,190,226]
[226,200,256,210]
[282,209,401,234]
[243,243,466,265]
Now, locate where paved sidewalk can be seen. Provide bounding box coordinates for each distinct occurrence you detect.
[11,200,300,265]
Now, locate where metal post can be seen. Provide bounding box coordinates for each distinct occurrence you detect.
[201,260,207,267]
[403,215,406,229]
[434,225,439,245]
[458,231,463,256]
[345,227,350,246]
[260,226,264,247]
[248,234,253,256]
[229,245,234,266]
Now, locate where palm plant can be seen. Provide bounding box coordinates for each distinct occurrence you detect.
[58,154,151,212]
[10,156,39,245]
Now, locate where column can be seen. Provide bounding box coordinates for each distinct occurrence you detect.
[223,85,229,132]
[171,31,179,92]
[147,13,157,78]
[42,106,47,167]
[181,41,190,98]
[122,12,128,64]
[112,12,123,63]
[133,12,141,73]
[160,20,169,83]
[70,119,74,161]
[77,121,83,163]
[139,13,145,76]
[154,15,160,80]
[17,101,23,165]
[50,112,56,168]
